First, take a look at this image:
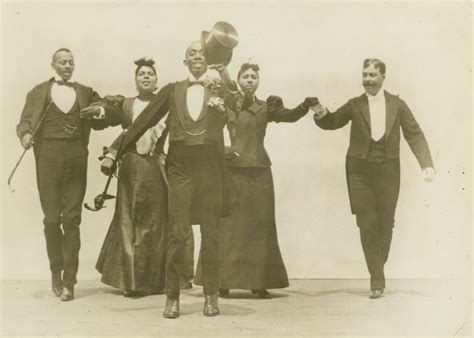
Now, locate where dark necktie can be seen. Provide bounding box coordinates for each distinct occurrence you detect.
[188,80,204,87]
[55,80,75,87]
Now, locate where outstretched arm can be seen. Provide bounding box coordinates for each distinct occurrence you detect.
[267,96,318,123]
[79,90,124,130]
[313,99,352,130]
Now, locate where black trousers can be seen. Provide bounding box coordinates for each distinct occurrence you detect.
[34,139,87,287]
[165,143,221,298]
[347,157,400,290]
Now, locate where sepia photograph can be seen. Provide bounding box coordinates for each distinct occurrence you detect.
[0,0,472,336]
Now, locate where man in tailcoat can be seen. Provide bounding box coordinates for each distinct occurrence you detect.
[313,58,435,298]
[101,41,230,318]
[16,48,120,301]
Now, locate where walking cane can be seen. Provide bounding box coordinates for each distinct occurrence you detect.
[84,129,128,212]
[7,101,53,192]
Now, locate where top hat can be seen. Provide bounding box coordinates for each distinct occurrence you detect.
[201,21,239,66]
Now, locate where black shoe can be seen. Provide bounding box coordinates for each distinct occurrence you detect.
[60,286,74,301]
[203,294,220,317]
[51,272,62,297]
[123,290,147,298]
[163,296,179,319]
[251,289,271,299]
[218,288,230,297]
[369,289,384,299]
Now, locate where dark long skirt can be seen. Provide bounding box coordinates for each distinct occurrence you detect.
[96,152,168,293]
[195,166,289,290]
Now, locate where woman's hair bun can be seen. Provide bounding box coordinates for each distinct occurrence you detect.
[134,57,155,67]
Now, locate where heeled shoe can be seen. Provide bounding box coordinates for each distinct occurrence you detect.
[60,286,74,302]
[123,290,145,298]
[203,294,220,317]
[51,272,62,297]
[369,289,384,299]
[251,289,271,299]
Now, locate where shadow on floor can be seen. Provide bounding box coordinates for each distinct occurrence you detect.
[187,289,289,300]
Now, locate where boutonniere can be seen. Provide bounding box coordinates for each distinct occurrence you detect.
[207,96,225,113]
[202,75,222,95]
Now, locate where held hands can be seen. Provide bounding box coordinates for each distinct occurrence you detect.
[423,167,435,183]
[21,133,33,149]
[311,103,328,120]
[224,146,240,162]
[101,157,115,176]
[79,104,103,119]
[302,97,319,110]
[80,95,124,119]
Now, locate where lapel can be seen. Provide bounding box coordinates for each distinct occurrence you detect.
[246,98,265,115]
[38,79,54,107]
[73,83,89,109]
[354,94,371,131]
[174,80,212,124]
[30,79,54,128]
[173,80,189,128]
[384,91,397,136]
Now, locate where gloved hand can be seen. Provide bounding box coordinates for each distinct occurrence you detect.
[104,95,125,107]
[266,95,284,113]
[302,97,319,110]
[101,157,115,176]
[224,146,239,162]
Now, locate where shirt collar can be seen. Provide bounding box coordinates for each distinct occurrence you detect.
[187,71,208,82]
[54,74,74,84]
[366,86,385,101]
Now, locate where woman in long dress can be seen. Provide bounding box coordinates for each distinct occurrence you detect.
[195,62,318,298]
[95,58,169,296]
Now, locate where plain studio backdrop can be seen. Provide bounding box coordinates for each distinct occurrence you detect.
[0,2,471,284]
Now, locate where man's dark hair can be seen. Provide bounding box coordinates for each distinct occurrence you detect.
[363,58,386,75]
[52,48,73,62]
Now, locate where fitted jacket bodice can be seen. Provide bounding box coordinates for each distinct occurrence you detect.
[226,97,308,167]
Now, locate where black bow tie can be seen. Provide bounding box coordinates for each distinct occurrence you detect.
[55,80,75,87]
[188,80,204,87]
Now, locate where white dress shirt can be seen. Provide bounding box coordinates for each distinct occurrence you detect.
[51,75,105,118]
[367,87,386,141]
[51,75,76,113]
[186,72,207,121]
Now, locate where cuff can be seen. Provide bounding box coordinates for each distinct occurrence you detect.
[105,149,117,160]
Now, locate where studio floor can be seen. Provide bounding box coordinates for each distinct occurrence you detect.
[1,279,471,337]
